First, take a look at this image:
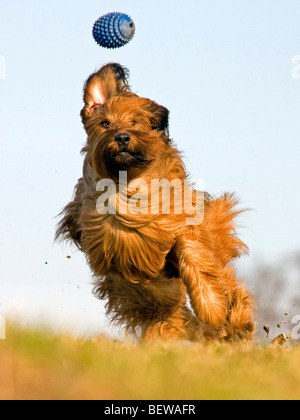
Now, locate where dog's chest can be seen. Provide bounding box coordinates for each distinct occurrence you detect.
[83,215,175,281]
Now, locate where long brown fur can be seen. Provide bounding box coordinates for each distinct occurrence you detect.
[56,63,255,342]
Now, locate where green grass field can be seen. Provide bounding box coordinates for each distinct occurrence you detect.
[1,324,300,400]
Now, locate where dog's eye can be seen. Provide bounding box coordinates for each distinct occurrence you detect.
[100,121,110,128]
[131,121,137,127]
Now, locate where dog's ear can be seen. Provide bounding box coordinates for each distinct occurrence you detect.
[81,63,130,124]
[143,100,170,140]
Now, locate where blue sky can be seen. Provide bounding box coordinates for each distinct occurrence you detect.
[0,0,299,335]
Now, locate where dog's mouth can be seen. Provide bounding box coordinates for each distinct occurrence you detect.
[114,150,152,166]
[117,150,132,158]
[92,140,153,178]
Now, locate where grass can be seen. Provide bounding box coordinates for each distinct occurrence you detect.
[1,324,300,400]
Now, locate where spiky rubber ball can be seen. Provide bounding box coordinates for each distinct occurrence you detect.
[93,12,135,49]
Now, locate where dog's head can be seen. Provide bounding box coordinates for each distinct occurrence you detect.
[80,63,171,180]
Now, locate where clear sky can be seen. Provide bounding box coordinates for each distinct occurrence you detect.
[0,0,299,336]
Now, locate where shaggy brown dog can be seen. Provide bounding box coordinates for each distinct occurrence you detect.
[56,63,255,342]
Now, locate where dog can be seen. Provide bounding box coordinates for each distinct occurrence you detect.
[56,63,255,342]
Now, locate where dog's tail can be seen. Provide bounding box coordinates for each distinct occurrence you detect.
[204,193,249,266]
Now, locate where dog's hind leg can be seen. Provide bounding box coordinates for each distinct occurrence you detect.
[141,305,193,341]
[141,276,219,342]
[140,305,218,342]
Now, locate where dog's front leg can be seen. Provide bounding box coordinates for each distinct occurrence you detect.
[175,235,228,327]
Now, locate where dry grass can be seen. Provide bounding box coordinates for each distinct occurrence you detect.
[1,324,300,400]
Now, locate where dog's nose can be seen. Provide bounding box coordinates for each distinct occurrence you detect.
[115,133,131,147]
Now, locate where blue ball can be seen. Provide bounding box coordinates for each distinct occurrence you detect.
[93,12,135,49]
